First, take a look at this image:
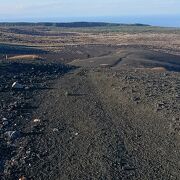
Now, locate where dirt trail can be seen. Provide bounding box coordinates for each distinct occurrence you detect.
[1,47,180,179]
[21,67,180,180]
[90,70,180,179]
[25,69,137,179]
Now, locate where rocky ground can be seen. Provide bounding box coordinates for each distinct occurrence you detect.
[0,51,180,179]
[0,60,74,179]
[0,24,180,179]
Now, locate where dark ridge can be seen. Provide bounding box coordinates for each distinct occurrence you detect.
[0,43,47,55]
[0,22,150,27]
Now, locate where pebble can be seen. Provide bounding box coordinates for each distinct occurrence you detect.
[2,118,9,127]
[156,102,165,109]
[19,176,27,180]
[132,97,140,102]
[5,131,21,140]
[24,86,30,90]
[172,117,179,122]
[2,117,7,121]
[52,128,59,132]
[2,120,9,126]
[33,119,41,123]
[12,82,24,89]
[121,87,126,91]
[65,91,70,96]
[175,94,180,98]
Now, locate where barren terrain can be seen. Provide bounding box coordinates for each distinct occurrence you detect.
[0,24,180,179]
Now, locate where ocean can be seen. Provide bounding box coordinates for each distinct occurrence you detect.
[57,15,180,28]
[1,15,180,27]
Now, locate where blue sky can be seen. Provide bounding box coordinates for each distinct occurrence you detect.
[0,0,180,26]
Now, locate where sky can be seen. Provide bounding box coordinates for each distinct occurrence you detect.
[0,0,180,26]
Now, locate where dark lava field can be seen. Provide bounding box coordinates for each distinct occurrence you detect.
[0,24,180,180]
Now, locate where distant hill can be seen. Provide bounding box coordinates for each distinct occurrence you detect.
[0,22,150,27]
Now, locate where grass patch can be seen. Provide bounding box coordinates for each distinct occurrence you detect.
[8,55,43,61]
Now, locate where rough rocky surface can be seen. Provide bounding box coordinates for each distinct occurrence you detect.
[1,57,180,179]
[0,60,74,179]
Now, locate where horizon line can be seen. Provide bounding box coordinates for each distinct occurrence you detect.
[0,21,180,28]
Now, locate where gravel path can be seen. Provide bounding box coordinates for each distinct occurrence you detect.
[1,48,180,179]
[7,67,178,180]
[23,69,137,179]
